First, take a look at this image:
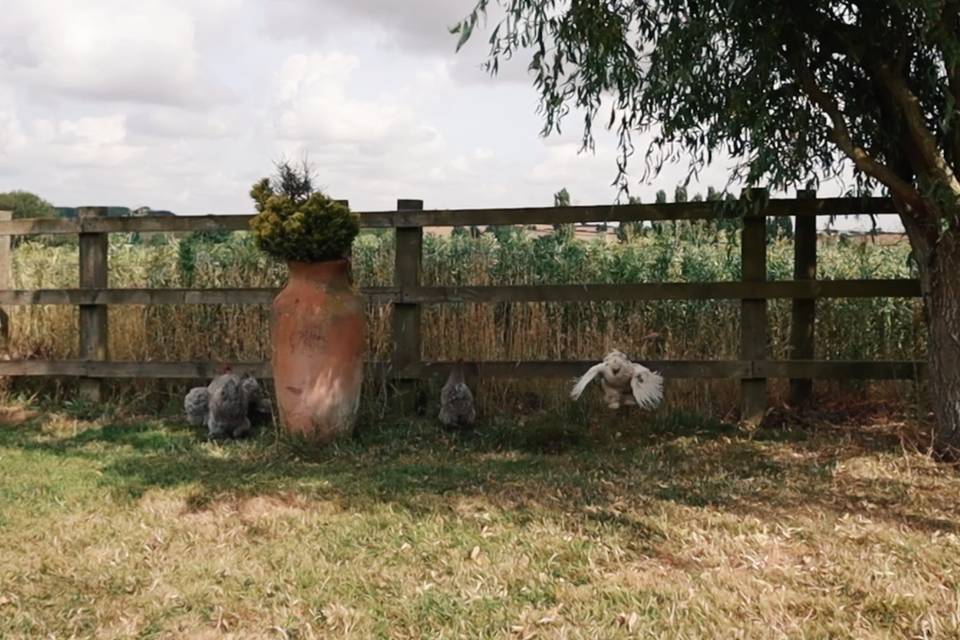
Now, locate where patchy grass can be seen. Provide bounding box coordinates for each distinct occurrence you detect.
[1,405,959,639]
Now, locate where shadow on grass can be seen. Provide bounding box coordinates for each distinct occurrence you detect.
[1,405,957,537]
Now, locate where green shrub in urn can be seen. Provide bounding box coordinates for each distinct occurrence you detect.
[249,160,359,263]
[254,160,366,446]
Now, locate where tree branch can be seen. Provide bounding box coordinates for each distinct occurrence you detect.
[788,55,926,214]
[874,63,960,200]
[788,4,957,223]
[947,69,960,173]
[933,0,960,172]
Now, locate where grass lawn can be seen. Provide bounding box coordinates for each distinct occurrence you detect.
[1,403,959,639]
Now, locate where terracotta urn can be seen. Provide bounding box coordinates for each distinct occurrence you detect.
[270,259,364,445]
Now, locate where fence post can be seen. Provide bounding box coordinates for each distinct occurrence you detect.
[0,211,11,353]
[790,189,817,406]
[392,199,424,401]
[78,207,109,401]
[740,188,768,427]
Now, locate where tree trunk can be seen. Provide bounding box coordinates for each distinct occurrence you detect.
[926,233,960,459]
[902,217,960,459]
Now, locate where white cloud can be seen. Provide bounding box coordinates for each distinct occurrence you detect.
[473,148,495,161]
[0,108,27,171]
[127,109,233,140]
[57,116,127,146]
[257,0,531,88]
[272,52,441,149]
[261,0,475,53]
[0,0,223,107]
[30,115,142,168]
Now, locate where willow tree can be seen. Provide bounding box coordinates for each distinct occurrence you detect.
[455,1,960,457]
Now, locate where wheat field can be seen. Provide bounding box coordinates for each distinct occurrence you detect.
[5,226,925,414]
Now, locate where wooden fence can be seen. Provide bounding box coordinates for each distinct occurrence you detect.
[0,190,925,422]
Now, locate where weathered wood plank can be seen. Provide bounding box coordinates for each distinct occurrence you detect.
[790,189,818,405]
[0,288,279,306]
[0,279,921,307]
[0,360,273,379]
[399,280,922,303]
[740,190,768,426]
[0,360,749,379]
[754,360,925,380]
[0,215,253,236]
[398,360,751,380]
[0,359,924,380]
[392,200,425,407]
[0,211,10,351]
[78,207,109,401]
[402,360,927,380]
[358,197,896,228]
[0,287,401,306]
[0,197,898,236]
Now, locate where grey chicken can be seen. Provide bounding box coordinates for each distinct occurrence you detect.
[438,361,476,428]
[184,371,272,440]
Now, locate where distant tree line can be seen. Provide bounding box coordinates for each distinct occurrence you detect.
[470,185,795,246]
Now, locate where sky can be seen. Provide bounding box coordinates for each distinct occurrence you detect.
[0,0,900,230]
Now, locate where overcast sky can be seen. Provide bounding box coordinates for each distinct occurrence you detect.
[0,0,900,230]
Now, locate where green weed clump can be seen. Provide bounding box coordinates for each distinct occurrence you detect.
[249,162,359,263]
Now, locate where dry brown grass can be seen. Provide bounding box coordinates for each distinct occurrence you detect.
[1,401,958,638]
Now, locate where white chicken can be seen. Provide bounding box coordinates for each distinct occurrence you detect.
[570,350,664,410]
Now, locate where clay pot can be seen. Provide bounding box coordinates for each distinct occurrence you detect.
[271,259,364,445]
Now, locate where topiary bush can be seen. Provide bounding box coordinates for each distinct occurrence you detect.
[249,161,360,263]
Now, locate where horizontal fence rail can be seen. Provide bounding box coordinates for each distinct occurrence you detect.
[0,193,925,421]
[0,359,926,381]
[0,279,923,307]
[0,197,894,236]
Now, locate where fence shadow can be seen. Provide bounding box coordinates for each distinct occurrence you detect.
[1,406,955,540]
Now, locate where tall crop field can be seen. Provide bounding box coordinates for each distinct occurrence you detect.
[5,227,924,415]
